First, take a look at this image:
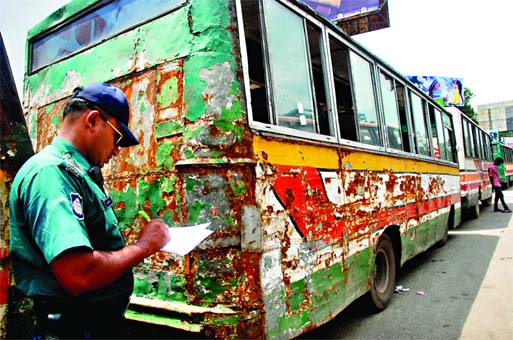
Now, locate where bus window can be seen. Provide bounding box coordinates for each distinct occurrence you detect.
[409,92,430,156]
[470,125,478,157]
[31,0,185,72]
[473,128,480,158]
[329,35,356,142]
[442,111,456,162]
[242,0,270,124]
[485,133,491,160]
[264,0,316,133]
[306,24,333,136]
[395,82,412,152]
[350,51,380,146]
[462,120,471,157]
[467,122,476,157]
[476,127,484,159]
[379,70,403,151]
[429,105,446,160]
[244,0,338,137]
[471,125,477,158]
[476,129,483,159]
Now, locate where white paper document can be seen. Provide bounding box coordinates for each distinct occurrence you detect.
[160,222,213,256]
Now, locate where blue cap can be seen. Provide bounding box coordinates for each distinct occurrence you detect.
[72,82,139,147]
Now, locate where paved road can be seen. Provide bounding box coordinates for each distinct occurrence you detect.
[301,189,513,339]
[459,189,513,340]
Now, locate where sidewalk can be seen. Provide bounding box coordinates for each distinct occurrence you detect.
[460,190,513,340]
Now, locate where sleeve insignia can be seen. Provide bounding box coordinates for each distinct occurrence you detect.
[70,192,84,220]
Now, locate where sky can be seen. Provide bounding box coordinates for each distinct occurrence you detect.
[0,0,510,109]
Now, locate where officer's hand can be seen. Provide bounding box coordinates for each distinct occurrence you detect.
[137,219,170,254]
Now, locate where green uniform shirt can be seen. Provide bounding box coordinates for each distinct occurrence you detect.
[9,136,133,303]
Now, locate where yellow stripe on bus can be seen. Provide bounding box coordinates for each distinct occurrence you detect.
[253,136,459,175]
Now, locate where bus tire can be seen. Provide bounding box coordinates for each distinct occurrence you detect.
[481,197,492,207]
[367,233,396,312]
[468,202,480,219]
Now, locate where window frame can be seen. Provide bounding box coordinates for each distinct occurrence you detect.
[348,50,382,147]
[409,90,432,157]
[376,67,416,154]
[249,0,338,143]
[238,0,456,164]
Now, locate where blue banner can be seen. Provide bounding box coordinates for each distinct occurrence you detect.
[302,0,380,21]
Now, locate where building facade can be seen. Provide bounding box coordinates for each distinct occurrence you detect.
[478,100,513,136]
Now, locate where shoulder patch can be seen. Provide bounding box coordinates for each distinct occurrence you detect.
[61,156,84,178]
[70,193,84,220]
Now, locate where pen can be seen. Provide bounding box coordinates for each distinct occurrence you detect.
[138,210,151,222]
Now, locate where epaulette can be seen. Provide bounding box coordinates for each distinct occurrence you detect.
[60,154,85,178]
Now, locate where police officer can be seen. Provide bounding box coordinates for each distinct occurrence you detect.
[9,83,170,338]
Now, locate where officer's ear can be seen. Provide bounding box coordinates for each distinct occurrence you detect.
[84,109,101,129]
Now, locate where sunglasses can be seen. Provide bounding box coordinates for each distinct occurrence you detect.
[98,112,123,146]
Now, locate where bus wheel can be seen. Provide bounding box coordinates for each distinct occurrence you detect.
[469,202,480,219]
[367,234,396,312]
[482,197,492,207]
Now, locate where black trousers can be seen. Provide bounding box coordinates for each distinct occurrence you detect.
[40,302,128,338]
[494,185,509,210]
[26,294,129,339]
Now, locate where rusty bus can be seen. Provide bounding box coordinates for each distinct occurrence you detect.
[448,107,493,219]
[10,0,461,338]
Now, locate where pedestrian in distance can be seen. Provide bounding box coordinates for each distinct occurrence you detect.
[8,82,171,339]
[488,156,512,213]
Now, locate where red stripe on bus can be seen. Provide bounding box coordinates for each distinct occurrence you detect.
[272,165,459,243]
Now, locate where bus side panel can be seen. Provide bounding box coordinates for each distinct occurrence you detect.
[460,158,492,210]
[253,137,460,339]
